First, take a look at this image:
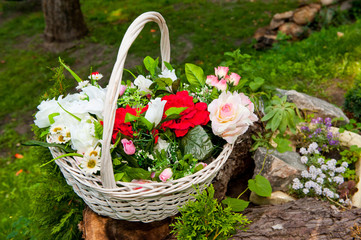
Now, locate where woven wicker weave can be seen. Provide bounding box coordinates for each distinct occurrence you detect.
[49,11,233,223]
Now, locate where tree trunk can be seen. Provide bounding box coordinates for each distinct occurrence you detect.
[234,198,361,239]
[42,0,88,43]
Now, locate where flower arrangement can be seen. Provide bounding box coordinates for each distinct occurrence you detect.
[33,57,258,183]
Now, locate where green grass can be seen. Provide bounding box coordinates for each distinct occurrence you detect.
[1,0,361,239]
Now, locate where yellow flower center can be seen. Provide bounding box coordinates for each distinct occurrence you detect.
[89,151,98,157]
[58,135,65,142]
[87,159,97,168]
[53,127,62,133]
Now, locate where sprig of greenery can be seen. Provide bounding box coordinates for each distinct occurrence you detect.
[171,185,251,240]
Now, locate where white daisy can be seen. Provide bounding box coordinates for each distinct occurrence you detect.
[88,72,103,81]
[80,155,101,175]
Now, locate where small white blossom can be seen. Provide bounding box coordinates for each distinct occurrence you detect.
[301,170,310,179]
[76,80,90,90]
[308,142,318,154]
[300,156,308,164]
[300,147,308,155]
[341,162,349,168]
[316,177,324,184]
[317,157,324,164]
[323,188,334,198]
[335,167,346,173]
[333,176,344,184]
[303,188,309,194]
[292,178,304,190]
[314,184,323,195]
[321,164,328,171]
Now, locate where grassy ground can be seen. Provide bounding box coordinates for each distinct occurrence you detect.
[1,0,361,239]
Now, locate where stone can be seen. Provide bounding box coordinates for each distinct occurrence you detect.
[273,11,294,21]
[277,89,350,126]
[340,0,353,11]
[253,147,306,192]
[278,22,304,39]
[253,26,269,41]
[321,0,338,6]
[269,18,284,30]
[309,3,322,12]
[293,5,319,25]
[249,191,296,206]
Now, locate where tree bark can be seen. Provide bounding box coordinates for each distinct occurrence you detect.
[42,0,88,43]
[234,198,361,239]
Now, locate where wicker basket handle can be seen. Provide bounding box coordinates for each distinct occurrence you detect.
[100,12,170,188]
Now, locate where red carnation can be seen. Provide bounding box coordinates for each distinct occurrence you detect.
[161,91,210,137]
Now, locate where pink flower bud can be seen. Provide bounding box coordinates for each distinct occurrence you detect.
[121,138,136,155]
[196,162,207,168]
[159,168,173,182]
[215,66,229,79]
[119,85,126,97]
[206,75,219,87]
[227,72,241,86]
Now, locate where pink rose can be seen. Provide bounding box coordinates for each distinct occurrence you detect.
[215,66,229,79]
[121,138,136,155]
[208,91,258,144]
[159,168,173,182]
[216,78,227,91]
[227,72,241,86]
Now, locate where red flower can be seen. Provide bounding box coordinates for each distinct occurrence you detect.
[161,91,210,137]
[112,105,148,142]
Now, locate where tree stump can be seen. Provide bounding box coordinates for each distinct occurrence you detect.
[233,198,361,239]
[79,207,172,240]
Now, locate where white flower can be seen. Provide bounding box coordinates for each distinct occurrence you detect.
[88,72,103,81]
[70,117,98,153]
[158,69,177,81]
[314,184,323,195]
[308,142,318,154]
[76,80,90,90]
[154,138,170,152]
[305,180,315,189]
[292,178,303,190]
[303,188,309,194]
[34,98,61,128]
[301,170,310,179]
[333,176,344,184]
[341,162,349,168]
[335,167,346,173]
[321,164,328,171]
[208,91,257,144]
[80,155,101,175]
[134,75,153,94]
[323,188,334,198]
[300,156,308,164]
[84,146,101,159]
[300,147,308,155]
[144,98,167,127]
[317,157,324,164]
[316,177,324,184]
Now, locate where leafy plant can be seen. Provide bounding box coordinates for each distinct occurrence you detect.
[344,84,361,120]
[170,185,251,240]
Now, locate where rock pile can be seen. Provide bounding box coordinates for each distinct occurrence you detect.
[254,0,354,49]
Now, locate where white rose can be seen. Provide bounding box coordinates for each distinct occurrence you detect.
[208,91,257,144]
[158,69,177,81]
[134,75,153,94]
[69,116,98,153]
[145,98,167,127]
[34,98,61,128]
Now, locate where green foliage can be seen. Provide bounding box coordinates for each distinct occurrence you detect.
[344,80,361,119]
[185,63,205,90]
[339,119,361,134]
[248,175,272,197]
[221,197,249,212]
[171,185,251,240]
[262,95,300,134]
[339,145,361,180]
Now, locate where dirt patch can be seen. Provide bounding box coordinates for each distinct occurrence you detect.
[323,78,347,107]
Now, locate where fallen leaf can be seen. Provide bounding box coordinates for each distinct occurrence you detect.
[15,153,24,159]
[16,169,23,176]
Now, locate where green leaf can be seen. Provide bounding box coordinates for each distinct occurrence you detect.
[57,103,81,122]
[180,125,213,162]
[261,108,277,122]
[48,112,60,124]
[94,121,103,139]
[249,77,264,91]
[164,61,174,70]
[270,111,282,132]
[59,57,82,83]
[248,175,272,197]
[121,166,151,181]
[155,78,173,87]
[40,152,83,167]
[114,172,125,181]
[161,114,182,122]
[143,56,158,77]
[138,116,153,130]
[222,197,249,212]
[165,107,188,116]
[124,113,139,123]
[185,63,205,89]
[21,140,75,153]
[210,87,219,100]
[273,136,292,153]
[171,79,180,93]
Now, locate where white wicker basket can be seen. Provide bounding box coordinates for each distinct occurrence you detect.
[49,11,233,223]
